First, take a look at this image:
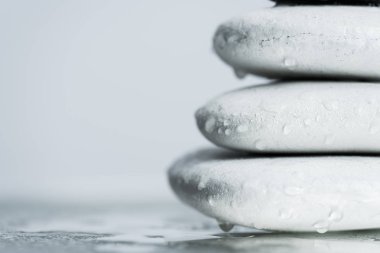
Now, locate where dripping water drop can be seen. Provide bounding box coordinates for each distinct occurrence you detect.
[204,117,216,133]
[234,68,248,79]
[218,222,235,232]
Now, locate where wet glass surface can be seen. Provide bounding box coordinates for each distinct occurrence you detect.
[1,201,380,253]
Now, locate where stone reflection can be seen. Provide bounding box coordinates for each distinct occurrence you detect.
[170,231,380,253]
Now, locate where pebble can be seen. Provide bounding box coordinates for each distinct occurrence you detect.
[196,81,380,153]
[168,149,380,232]
[213,7,380,80]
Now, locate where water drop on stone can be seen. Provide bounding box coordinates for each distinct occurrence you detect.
[237,124,249,133]
[215,34,226,50]
[225,30,244,44]
[279,209,293,220]
[218,128,223,135]
[197,181,206,191]
[282,124,291,135]
[229,200,238,209]
[313,221,330,234]
[234,68,248,79]
[255,140,266,151]
[218,222,234,232]
[223,119,231,127]
[323,100,339,111]
[283,58,297,68]
[225,129,232,136]
[207,196,215,206]
[304,118,312,126]
[316,228,329,234]
[204,117,216,133]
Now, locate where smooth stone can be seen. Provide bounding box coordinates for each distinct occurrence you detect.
[213,7,380,80]
[169,148,380,232]
[274,0,380,6]
[196,81,380,153]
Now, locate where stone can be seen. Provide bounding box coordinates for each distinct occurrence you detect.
[169,148,380,232]
[196,81,380,153]
[213,7,380,80]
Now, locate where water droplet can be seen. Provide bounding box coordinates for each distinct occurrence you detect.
[197,181,206,191]
[283,58,297,68]
[323,100,339,111]
[226,31,243,44]
[254,140,266,151]
[223,119,231,127]
[215,34,226,50]
[315,115,321,122]
[218,128,223,134]
[216,29,246,50]
[279,209,293,220]
[218,222,234,232]
[229,200,238,209]
[225,129,232,136]
[329,210,343,222]
[316,228,329,234]
[370,123,380,135]
[313,221,330,234]
[282,124,292,135]
[207,196,215,206]
[237,124,249,133]
[255,224,264,230]
[284,186,304,196]
[204,117,216,133]
[303,118,312,126]
[234,68,248,79]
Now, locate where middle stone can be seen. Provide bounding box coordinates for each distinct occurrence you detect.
[196,81,380,153]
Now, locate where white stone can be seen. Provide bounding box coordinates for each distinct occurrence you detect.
[169,148,380,232]
[196,81,380,153]
[214,6,380,80]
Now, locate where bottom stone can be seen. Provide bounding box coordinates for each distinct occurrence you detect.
[168,149,380,233]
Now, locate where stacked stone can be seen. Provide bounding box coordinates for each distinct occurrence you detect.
[168,0,380,233]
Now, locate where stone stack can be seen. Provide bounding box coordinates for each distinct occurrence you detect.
[168,0,380,233]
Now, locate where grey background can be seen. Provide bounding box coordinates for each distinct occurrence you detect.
[0,0,271,203]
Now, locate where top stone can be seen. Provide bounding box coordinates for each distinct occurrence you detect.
[214,6,380,81]
[274,0,380,5]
